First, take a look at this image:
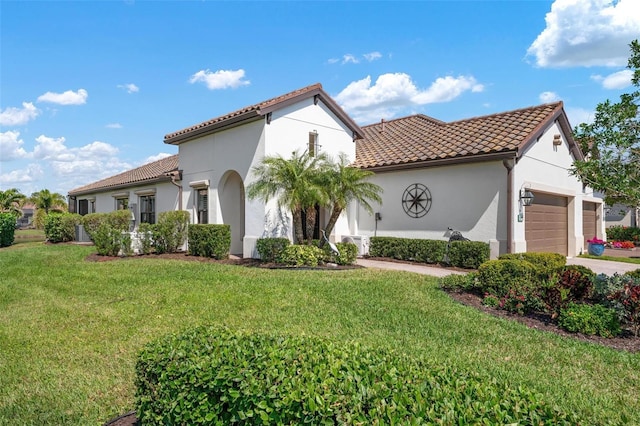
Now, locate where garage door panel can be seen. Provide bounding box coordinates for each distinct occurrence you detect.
[583,201,597,246]
[525,192,568,256]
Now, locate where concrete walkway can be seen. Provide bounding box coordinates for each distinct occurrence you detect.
[357,257,639,277]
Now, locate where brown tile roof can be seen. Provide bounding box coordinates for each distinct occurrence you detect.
[164,83,364,145]
[353,102,577,170]
[68,154,179,196]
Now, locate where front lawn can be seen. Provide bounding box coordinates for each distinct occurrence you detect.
[1,243,639,425]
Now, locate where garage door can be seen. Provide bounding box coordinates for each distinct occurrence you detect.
[582,201,598,247]
[525,192,568,255]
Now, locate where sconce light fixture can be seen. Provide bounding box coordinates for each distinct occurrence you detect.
[519,188,535,207]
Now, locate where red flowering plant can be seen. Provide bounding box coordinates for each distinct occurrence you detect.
[611,283,640,337]
[609,241,636,249]
[587,237,605,244]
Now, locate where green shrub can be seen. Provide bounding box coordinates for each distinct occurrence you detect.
[256,237,290,262]
[609,281,640,337]
[447,240,490,269]
[91,223,129,256]
[624,269,640,279]
[498,252,566,277]
[439,272,479,292]
[44,212,80,243]
[369,236,408,259]
[413,239,447,264]
[137,222,154,255]
[152,211,189,254]
[135,326,577,425]
[477,259,538,297]
[544,265,595,314]
[322,242,358,265]
[558,303,621,337]
[0,213,16,247]
[187,224,230,259]
[277,244,325,267]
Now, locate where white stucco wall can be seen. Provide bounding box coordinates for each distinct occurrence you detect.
[177,97,358,258]
[513,121,604,256]
[357,160,507,249]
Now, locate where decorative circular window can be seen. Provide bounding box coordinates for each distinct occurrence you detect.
[402,183,432,218]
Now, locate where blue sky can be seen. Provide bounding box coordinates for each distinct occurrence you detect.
[1,0,639,196]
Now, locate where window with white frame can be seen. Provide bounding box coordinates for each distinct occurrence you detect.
[116,197,128,210]
[197,189,208,224]
[139,195,155,224]
[308,131,319,156]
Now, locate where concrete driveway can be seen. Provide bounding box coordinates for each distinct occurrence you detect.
[566,257,639,275]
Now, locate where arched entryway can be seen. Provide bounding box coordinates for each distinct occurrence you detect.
[219,171,245,256]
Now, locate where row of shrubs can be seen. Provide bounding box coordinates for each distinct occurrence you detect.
[0,213,16,247]
[606,225,640,244]
[256,237,358,266]
[441,252,640,337]
[369,236,490,269]
[135,326,578,425]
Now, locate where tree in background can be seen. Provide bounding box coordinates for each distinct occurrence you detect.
[29,189,67,214]
[0,188,26,218]
[572,40,640,208]
[29,189,67,229]
[320,153,382,247]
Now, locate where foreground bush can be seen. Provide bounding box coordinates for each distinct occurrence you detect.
[370,236,488,268]
[82,210,132,256]
[322,241,358,265]
[44,212,81,243]
[135,326,577,425]
[498,252,566,277]
[256,237,290,262]
[152,211,189,254]
[0,213,16,247]
[544,265,595,315]
[277,244,325,267]
[558,303,620,337]
[188,224,230,259]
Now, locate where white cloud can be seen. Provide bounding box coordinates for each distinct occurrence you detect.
[527,0,640,67]
[106,123,123,129]
[0,131,30,161]
[0,164,43,185]
[566,107,595,127]
[327,58,340,64]
[117,83,139,93]
[363,51,382,62]
[189,69,250,90]
[37,89,88,105]
[539,91,561,103]
[0,102,40,126]
[591,69,633,89]
[142,152,174,164]
[342,54,359,64]
[335,73,484,123]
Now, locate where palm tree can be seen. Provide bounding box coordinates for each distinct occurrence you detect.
[29,189,67,214]
[0,188,26,217]
[320,153,383,247]
[247,150,329,245]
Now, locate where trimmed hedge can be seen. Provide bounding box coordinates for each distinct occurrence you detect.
[44,212,81,243]
[152,211,189,254]
[498,252,566,276]
[323,241,358,265]
[477,259,538,299]
[277,244,325,267]
[256,237,290,262]
[370,236,488,269]
[188,224,231,259]
[0,213,16,247]
[135,326,577,425]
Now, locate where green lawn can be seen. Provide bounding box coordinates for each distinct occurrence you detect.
[1,244,639,425]
[579,253,640,265]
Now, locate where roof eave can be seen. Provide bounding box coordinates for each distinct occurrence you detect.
[68,175,173,197]
[164,110,262,145]
[357,150,517,172]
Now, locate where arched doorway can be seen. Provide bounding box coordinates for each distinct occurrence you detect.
[219,171,245,255]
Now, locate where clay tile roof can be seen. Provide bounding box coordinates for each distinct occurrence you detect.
[68,154,179,196]
[352,102,565,170]
[164,83,363,144]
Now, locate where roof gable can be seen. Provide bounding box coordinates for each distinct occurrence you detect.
[164,83,364,145]
[68,154,179,196]
[352,102,581,170]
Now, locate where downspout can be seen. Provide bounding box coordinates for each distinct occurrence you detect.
[502,158,515,253]
[166,171,183,210]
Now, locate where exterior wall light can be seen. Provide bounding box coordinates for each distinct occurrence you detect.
[520,189,535,207]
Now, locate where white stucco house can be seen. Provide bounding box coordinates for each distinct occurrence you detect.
[68,83,604,258]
